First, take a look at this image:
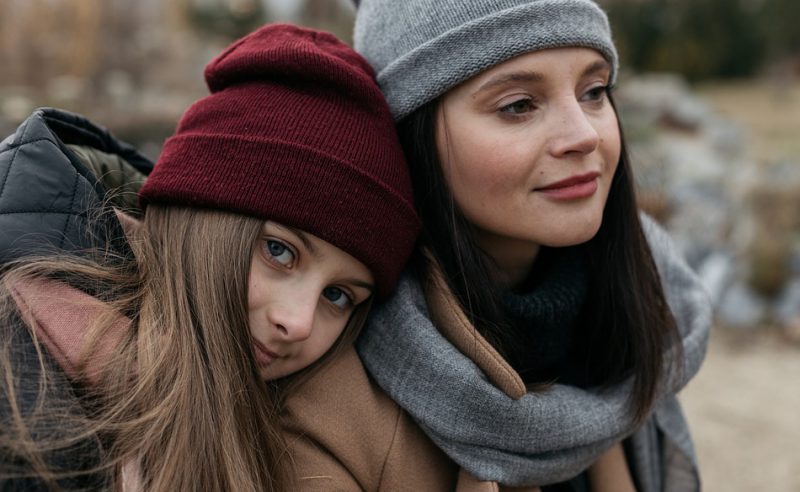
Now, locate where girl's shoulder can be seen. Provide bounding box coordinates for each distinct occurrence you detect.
[281,346,459,490]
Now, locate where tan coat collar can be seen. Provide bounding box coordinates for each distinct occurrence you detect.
[421,251,526,400]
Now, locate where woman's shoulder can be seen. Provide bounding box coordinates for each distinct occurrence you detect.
[282,346,459,490]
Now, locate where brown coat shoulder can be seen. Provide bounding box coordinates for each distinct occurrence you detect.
[281,346,458,490]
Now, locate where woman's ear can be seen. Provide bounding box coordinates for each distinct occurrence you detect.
[114,208,143,240]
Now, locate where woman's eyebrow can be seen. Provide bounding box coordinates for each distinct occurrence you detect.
[581,59,612,79]
[472,59,612,98]
[472,71,544,97]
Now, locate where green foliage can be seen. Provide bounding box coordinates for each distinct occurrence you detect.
[605,0,794,80]
[186,0,267,40]
[759,0,800,60]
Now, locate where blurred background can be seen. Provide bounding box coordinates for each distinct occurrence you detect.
[0,0,798,489]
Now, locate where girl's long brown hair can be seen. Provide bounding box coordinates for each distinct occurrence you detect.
[1,206,292,491]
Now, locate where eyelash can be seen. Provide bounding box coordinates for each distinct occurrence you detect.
[263,238,296,268]
[582,85,609,103]
[499,97,536,117]
[322,286,355,312]
[497,84,610,118]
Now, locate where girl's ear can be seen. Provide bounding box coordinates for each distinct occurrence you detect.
[114,208,143,240]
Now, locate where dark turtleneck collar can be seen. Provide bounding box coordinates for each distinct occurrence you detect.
[498,246,589,385]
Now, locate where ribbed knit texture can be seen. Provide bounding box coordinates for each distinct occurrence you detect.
[500,247,588,383]
[354,0,618,120]
[139,24,420,298]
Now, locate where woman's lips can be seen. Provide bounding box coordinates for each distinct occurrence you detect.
[535,172,600,200]
[251,338,279,367]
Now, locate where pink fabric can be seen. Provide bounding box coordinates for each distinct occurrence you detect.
[9,277,129,385]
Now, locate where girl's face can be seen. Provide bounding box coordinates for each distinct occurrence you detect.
[247,222,374,380]
[436,47,621,272]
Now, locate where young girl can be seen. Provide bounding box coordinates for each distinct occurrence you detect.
[282,1,712,491]
[0,24,419,491]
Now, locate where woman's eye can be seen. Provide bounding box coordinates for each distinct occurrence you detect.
[265,240,295,267]
[499,98,534,115]
[582,85,608,103]
[322,286,352,310]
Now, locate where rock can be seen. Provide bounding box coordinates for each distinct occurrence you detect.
[717,281,767,329]
[1,93,34,124]
[774,277,800,325]
[695,251,736,307]
[782,316,800,344]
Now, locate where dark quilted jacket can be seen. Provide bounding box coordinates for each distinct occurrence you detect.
[0,107,152,263]
[0,108,153,491]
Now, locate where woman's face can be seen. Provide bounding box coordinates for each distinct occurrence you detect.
[436,47,621,269]
[247,222,374,380]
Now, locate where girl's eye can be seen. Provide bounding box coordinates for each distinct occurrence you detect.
[322,286,353,310]
[265,239,295,267]
[582,85,609,103]
[499,98,534,115]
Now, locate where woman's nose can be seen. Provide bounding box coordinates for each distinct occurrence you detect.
[547,100,601,157]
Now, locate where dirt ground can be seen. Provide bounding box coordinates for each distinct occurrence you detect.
[678,79,800,491]
[695,79,800,161]
[680,327,800,491]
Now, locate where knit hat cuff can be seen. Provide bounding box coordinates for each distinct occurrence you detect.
[140,134,420,298]
[376,0,618,120]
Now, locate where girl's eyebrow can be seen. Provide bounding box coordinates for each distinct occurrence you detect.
[269,223,318,255]
[472,71,543,97]
[284,225,317,255]
[345,278,375,293]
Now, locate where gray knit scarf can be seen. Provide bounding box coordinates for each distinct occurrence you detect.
[357,215,710,488]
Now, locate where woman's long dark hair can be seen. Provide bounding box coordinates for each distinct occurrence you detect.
[397,93,681,423]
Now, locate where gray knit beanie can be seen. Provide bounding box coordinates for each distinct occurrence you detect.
[353,0,618,121]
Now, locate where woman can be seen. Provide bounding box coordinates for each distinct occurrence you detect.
[282,1,711,490]
[0,24,419,491]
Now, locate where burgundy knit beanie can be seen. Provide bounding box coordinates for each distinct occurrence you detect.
[139,24,420,298]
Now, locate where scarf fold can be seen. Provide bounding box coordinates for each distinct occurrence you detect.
[9,277,129,385]
[357,215,710,488]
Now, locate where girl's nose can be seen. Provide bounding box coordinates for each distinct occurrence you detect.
[268,299,315,342]
[547,100,601,157]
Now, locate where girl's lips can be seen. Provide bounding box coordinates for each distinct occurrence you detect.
[251,338,279,367]
[536,172,600,200]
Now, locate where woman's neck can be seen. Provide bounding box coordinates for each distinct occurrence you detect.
[475,231,540,290]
